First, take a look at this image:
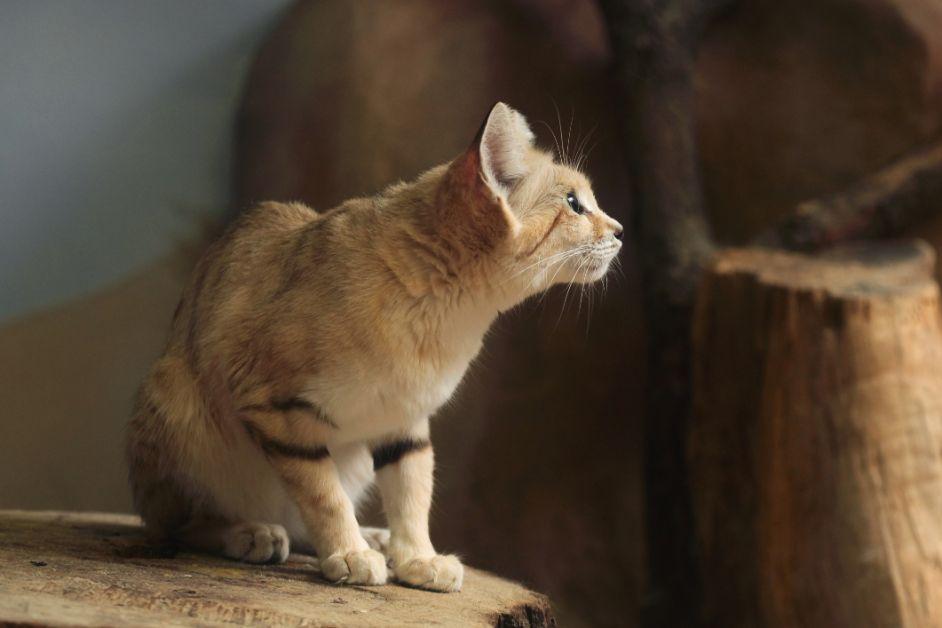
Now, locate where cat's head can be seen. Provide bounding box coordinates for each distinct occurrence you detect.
[438,102,623,302]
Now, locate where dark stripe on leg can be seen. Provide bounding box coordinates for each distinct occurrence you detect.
[272,397,339,428]
[372,439,431,471]
[241,397,338,429]
[242,421,330,461]
[271,397,316,412]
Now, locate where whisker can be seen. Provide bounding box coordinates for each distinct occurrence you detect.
[536,119,563,163]
[536,249,583,306]
[575,127,599,172]
[566,107,575,169]
[504,245,591,284]
[557,255,591,330]
[553,257,584,329]
[585,269,595,337]
[579,139,600,172]
[553,101,568,166]
[571,124,596,172]
[527,250,588,317]
[505,248,582,282]
[574,259,590,321]
[613,255,627,282]
[531,252,577,298]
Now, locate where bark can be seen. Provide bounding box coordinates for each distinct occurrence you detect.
[596,1,732,625]
[0,511,555,627]
[689,241,942,627]
[757,141,942,251]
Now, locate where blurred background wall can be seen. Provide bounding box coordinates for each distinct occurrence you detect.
[0,0,287,518]
[4,1,942,627]
[0,1,292,322]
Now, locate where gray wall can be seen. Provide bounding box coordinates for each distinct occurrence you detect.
[0,0,291,323]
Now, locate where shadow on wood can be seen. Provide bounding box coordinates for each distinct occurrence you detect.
[0,511,555,627]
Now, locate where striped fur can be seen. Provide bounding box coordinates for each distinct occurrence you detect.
[372,438,431,471]
[125,103,622,592]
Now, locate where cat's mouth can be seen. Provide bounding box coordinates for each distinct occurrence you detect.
[577,244,620,282]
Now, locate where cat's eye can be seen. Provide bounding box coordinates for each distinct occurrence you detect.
[566,191,584,215]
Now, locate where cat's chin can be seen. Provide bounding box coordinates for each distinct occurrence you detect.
[577,256,615,284]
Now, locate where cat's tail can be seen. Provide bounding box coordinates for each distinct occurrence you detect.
[125,354,209,540]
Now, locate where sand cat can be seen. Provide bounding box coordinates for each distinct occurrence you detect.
[126,102,623,591]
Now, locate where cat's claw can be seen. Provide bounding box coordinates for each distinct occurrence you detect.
[321,548,388,585]
[223,522,290,564]
[393,554,463,592]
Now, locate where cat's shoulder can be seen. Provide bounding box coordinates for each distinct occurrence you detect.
[254,200,319,224]
[234,201,320,236]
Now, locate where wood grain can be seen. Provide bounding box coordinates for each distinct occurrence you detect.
[689,240,942,627]
[0,511,554,627]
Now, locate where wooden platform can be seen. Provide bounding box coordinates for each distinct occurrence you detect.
[0,511,554,627]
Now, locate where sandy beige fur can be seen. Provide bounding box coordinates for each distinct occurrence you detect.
[126,103,622,591]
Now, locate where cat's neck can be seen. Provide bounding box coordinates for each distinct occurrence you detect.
[376,230,502,332]
[363,170,532,353]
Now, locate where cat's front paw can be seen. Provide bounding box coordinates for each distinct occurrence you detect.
[393,554,463,592]
[321,548,387,585]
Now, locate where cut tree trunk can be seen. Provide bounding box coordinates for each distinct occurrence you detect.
[0,511,555,627]
[689,240,942,627]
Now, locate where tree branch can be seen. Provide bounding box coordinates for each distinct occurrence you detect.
[597,1,734,627]
[598,0,720,302]
[757,141,942,251]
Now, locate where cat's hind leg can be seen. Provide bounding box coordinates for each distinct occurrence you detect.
[360,526,391,553]
[176,519,290,564]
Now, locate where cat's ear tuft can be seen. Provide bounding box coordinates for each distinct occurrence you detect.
[475,102,535,193]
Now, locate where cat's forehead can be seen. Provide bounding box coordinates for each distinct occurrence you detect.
[553,163,592,192]
[528,149,593,191]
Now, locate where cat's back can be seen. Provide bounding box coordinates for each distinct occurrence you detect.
[166,201,321,345]
[232,200,319,242]
[210,200,318,279]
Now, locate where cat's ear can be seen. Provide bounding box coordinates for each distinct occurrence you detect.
[476,102,535,193]
[438,103,528,247]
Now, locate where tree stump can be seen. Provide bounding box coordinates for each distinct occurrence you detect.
[689,240,942,627]
[0,511,555,627]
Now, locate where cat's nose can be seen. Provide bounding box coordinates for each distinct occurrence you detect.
[610,218,624,241]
